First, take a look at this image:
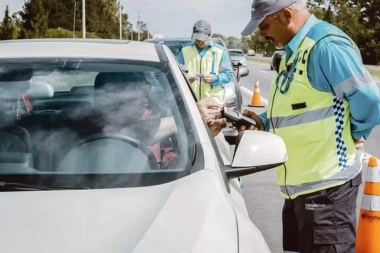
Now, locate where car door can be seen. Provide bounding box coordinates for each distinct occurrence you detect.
[175,60,243,191]
[204,126,272,253]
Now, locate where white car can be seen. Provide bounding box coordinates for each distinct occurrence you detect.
[0,39,287,253]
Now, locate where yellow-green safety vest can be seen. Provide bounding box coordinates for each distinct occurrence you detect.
[268,25,363,199]
[182,45,225,103]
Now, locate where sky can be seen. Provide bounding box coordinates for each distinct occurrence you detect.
[0,0,254,38]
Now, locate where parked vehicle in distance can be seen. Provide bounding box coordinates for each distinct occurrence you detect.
[228,49,249,77]
[247,49,256,56]
[145,37,243,112]
[270,50,285,73]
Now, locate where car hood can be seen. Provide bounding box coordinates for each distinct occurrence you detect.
[229,55,245,61]
[0,170,239,253]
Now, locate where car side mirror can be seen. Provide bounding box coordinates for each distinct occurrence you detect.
[234,67,241,82]
[225,130,288,180]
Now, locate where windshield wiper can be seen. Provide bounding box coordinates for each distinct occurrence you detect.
[0,182,90,191]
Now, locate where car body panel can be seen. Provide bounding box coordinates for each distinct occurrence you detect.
[0,170,239,253]
[0,39,160,62]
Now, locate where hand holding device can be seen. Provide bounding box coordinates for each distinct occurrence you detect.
[222,107,257,130]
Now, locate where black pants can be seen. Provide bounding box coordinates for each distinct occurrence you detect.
[282,171,362,253]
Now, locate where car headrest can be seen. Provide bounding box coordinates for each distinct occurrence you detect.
[70,86,94,96]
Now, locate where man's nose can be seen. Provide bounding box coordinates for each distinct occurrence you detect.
[259,29,266,38]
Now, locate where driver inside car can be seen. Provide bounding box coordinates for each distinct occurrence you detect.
[79,72,228,170]
[91,72,179,169]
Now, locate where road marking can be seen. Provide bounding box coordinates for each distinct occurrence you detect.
[239,86,378,161]
[260,70,269,74]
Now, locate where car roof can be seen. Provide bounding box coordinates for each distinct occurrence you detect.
[145,37,226,47]
[0,39,161,62]
[145,37,191,42]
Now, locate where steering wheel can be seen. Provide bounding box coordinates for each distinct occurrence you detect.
[76,132,160,170]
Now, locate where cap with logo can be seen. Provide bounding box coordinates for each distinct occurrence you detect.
[241,0,299,35]
[191,20,212,41]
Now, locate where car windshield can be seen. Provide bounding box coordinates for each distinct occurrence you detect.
[166,41,191,57]
[0,58,196,190]
[228,50,244,57]
[148,39,234,70]
[211,39,225,48]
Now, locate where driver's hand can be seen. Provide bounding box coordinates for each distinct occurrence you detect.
[233,109,265,132]
[197,98,228,136]
[189,76,196,84]
[207,118,227,137]
[196,97,224,121]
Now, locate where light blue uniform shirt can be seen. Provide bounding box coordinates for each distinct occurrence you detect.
[176,39,233,87]
[259,15,380,141]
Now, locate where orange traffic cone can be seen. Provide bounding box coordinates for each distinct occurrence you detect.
[248,78,265,108]
[356,156,380,253]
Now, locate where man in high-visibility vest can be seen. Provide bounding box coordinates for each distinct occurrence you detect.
[176,20,233,104]
[239,0,380,252]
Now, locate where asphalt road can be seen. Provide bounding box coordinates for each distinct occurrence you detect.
[238,61,376,253]
[246,55,380,70]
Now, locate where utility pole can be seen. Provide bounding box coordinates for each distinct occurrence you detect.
[128,24,133,40]
[119,1,122,40]
[73,2,76,38]
[82,0,86,38]
[137,11,141,41]
[147,22,149,39]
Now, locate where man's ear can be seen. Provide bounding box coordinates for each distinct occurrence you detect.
[282,8,293,21]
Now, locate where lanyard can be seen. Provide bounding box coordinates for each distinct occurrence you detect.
[211,50,216,74]
[275,50,303,94]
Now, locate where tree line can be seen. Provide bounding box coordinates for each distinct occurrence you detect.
[241,0,380,65]
[1,0,378,65]
[0,0,152,41]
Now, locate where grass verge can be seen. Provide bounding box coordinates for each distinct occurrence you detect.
[368,69,380,80]
[247,57,380,80]
[247,57,271,65]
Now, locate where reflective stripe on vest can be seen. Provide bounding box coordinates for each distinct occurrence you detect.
[267,21,362,199]
[182,45,225,103]
[279,149,364,198]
